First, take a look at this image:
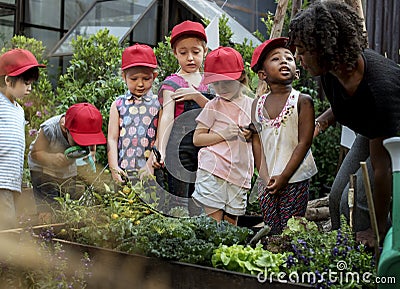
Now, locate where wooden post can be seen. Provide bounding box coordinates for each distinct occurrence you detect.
[361,162,380,266]
[344,0,368,45]
[344,0,366,30]
[269,0,290,39]
[290,0,302,20]
[161,0,170,39]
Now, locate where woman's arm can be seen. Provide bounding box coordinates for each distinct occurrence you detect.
[315,107,335,137]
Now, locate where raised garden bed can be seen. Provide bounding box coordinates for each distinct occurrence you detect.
[53,238,311,289]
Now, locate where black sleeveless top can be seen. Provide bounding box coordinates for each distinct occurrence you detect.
[321,49,400,139]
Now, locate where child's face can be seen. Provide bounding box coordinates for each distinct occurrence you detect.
[66,130,78,147]
[212,79,241,101]
[5,77,33,100]
[258,47,297,85]
[173,37,207,74]
[122,67,157,97]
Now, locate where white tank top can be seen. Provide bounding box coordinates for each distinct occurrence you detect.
[255,89,317,183]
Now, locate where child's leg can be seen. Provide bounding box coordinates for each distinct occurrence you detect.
[258,183,281,234]
[279,180,310,230]
[204,206,224,222]
[0,189,17,229]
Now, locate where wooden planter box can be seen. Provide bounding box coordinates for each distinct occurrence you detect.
[54,238,311,289]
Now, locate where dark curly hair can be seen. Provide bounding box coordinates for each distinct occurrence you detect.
[288,0,368,72]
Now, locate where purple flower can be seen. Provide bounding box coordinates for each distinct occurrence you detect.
[36,111,42,117]
[29,129,38,137]
[24,101,33,107]
[286,254,296,268]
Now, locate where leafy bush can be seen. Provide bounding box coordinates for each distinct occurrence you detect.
[55,29,126,165]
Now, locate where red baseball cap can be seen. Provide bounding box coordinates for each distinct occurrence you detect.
[251,37,296,72]
[0,48,45,76]
[121,44,157,70]
[170,20,207,47]
[65,103,106,146]
[203,47,244,85]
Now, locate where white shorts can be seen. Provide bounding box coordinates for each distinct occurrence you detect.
[192,169,248,216]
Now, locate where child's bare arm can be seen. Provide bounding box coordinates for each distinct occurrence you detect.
[157,90,175,161]
[267,93,315,194]
[172,86,209,108]
[30,129,71,168]
[193,123,240,147]
[252,132,270,183]
[107,101,124,182]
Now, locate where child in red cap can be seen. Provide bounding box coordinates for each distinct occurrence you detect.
[107,44,160,184]
[28,103,106,213]
[155,20,214,215]
[251,37,317,234]
[192,47,254,225]
[0,48,45,229]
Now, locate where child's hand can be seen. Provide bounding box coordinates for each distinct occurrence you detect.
[239,126,253,142]
[51,152,73,167]
[217,124,241,141]
[150,147,164,169]
[172,87,202,102]
[266,174,289,195]
[139,162,154,180]
[111,167,126,183]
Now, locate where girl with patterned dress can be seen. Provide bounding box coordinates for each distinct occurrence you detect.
[250,38,317,234]
[108,44,160,183]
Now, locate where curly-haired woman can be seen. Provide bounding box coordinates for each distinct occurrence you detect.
[289,0,400,247]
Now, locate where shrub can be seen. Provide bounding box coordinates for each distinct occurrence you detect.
[55,29,126,165]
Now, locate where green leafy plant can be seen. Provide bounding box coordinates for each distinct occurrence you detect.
[54,179,252,267]
[55,29,126,165]
[212,243,287,275]
[213,216,375,288]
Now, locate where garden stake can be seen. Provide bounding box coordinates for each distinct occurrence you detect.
[0,223,65,234]
[348,174,357,231]
[360,161,380,265]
